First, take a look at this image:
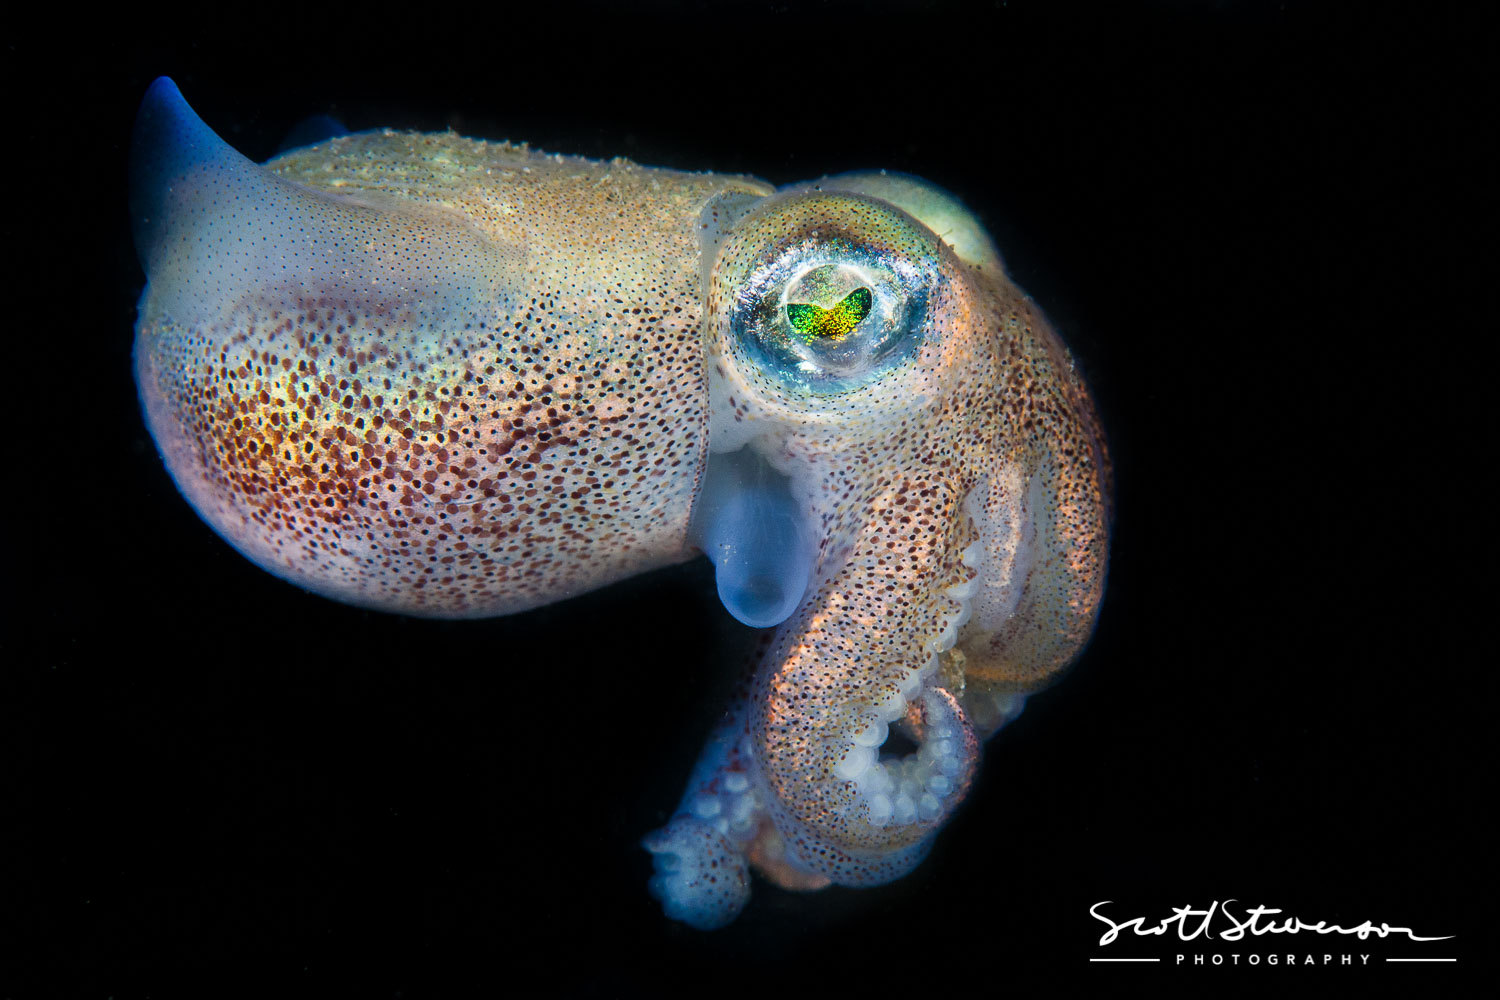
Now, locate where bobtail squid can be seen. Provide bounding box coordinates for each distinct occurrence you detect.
[129,78,1111,930]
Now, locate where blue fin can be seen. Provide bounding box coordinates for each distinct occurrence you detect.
[128,76,518,334]
[128,76,257,278]
[277,114,350,153]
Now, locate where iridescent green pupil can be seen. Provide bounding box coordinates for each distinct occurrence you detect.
[785,287,873,343]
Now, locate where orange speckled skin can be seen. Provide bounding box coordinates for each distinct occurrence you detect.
[137,131,771,616]
[132,81,1109,925]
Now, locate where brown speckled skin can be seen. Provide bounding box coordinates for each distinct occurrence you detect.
[134,96,1109,916]
[137,132,770,616]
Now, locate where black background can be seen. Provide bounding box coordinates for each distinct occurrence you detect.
[8,1,1486,995]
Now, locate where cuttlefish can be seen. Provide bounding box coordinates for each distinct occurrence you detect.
[130,78,1111,929]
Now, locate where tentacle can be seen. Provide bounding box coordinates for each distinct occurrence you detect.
[641,705,758,930]
[950,310,1113,735]
[642,634,830,929]
[748,475,985,885]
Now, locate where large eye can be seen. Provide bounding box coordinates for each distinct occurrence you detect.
[723,197,939,394]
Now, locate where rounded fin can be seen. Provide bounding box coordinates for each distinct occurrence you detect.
[277,114,350,153]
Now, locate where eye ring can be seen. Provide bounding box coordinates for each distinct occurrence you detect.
[733,251,930,393]
[714,192,947,397]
